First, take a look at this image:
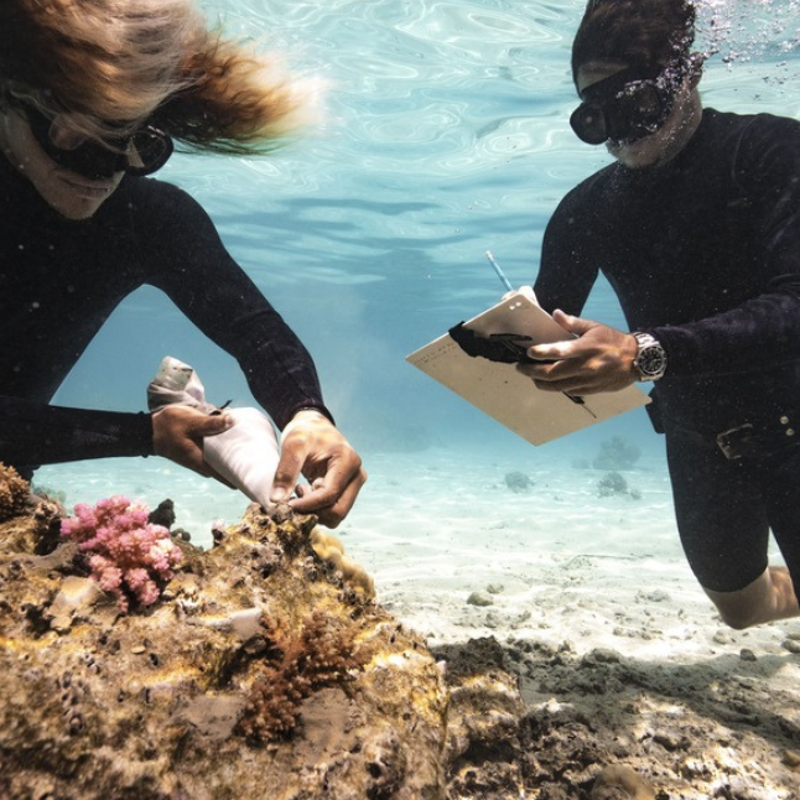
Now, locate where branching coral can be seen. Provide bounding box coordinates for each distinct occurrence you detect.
[60,496,183,613]
[236,609,361,743]
[0,462,30,522]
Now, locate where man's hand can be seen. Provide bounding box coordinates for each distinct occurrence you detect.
[152,405,234,479]
[271,409,366,528]
[517,310,639,394]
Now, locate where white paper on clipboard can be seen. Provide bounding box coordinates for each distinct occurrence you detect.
[405,287,651,446]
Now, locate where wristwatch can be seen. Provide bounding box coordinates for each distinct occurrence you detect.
[631,332,667,381]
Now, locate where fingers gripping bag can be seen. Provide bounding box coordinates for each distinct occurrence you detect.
[147,356,279,508]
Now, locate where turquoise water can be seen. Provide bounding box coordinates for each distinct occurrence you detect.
[42,1,799,522]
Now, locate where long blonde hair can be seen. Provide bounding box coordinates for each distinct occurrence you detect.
[0,0,318,154]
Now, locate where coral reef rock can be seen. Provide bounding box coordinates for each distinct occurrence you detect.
[0,499,448,800]
[597,471,641,500]
[592,436,641,471]
[504,471,534,494]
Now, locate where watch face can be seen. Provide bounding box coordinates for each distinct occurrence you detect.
[639,345,667,376]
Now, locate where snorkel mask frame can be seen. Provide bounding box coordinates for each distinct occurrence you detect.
[11,96,174,180]
[570,58,691,146]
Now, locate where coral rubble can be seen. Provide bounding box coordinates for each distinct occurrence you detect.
[0,498,448,800]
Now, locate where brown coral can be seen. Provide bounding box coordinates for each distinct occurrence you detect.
[0,462,30,522]
[311,529,376,600]
[236,608,361,742]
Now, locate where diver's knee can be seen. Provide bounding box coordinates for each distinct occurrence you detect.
[704,568,799,629]
[704,587,761,630]
[713,604,757,630]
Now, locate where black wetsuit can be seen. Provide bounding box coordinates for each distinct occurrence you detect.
[0,151,330,478]
[536,108,800,592]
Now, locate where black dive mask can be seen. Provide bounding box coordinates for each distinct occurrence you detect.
[20,101,173,180]
[570,62,687,146]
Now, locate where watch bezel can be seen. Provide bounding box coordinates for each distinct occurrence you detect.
[632,332,667,381]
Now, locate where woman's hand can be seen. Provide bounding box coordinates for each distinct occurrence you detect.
[152,405,234,480]
[270,409,367,528]
[517,310,639,394]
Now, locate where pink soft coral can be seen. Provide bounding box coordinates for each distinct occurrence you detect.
[61,495,183,612]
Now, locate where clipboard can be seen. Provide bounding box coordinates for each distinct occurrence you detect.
[405,286,651,446]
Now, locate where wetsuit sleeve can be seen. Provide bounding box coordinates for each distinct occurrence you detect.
[138,184,333,430]
[642,116,800,375]
[535,187,600,315]
[0,396,153,476]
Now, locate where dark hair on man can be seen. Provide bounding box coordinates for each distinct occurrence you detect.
[571,0,697,83]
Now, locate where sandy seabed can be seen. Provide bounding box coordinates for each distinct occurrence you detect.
[36,441,800,798]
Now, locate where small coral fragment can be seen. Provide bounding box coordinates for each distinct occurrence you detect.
[60,495,183,613]
[311,529,375,599]
[0,462,30,522]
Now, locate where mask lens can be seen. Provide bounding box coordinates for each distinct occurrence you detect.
[608,83,665,141]
[22,102,61,153]
[48,115,89,151]
[127,128,174,177]
[570,102,609,145]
